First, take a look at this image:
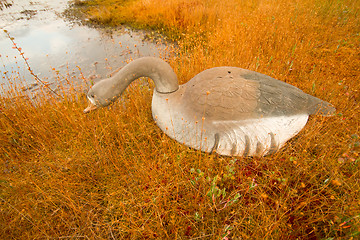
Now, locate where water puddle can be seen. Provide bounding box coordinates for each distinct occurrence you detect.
[0,0,170,94]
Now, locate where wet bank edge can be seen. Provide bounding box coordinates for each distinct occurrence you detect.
[0,0,174,96]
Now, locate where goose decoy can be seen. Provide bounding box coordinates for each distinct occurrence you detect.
[84,57,335,157]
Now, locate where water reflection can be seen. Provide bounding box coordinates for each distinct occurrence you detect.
[0,0,169,92]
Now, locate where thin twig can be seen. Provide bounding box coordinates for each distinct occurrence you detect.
[3,29,61,97]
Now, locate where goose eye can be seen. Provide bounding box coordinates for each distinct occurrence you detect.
[88,93,95,99]
[87,93,96,105]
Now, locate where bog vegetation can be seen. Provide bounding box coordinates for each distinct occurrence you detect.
[1,0,359,239]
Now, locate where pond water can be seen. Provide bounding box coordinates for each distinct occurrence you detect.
[0,0,169,93]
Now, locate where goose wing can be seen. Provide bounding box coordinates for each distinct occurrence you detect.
[183,67,316,121]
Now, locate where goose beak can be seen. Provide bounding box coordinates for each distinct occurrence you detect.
[83,102,98,113]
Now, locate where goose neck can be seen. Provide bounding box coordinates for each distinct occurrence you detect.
[114,57,179,94]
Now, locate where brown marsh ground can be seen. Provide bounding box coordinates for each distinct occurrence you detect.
[1,0,359,239]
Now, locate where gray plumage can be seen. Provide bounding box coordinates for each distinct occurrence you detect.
[84,57,335,156]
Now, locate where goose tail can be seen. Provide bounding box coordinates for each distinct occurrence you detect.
[308,98,336,116]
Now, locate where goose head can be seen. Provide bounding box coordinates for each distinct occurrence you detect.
[83,57,179,113]
[84,76,129,113]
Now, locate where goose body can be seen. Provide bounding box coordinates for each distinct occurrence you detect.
[84,57,335,157]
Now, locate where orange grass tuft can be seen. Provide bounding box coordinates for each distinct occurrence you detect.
[1,0,360,238]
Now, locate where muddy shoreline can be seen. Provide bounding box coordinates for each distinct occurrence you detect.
[0,0,172,95]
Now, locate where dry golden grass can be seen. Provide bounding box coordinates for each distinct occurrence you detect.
[1,0,360,239]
